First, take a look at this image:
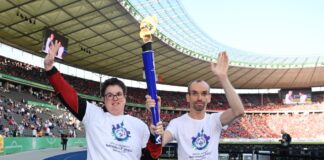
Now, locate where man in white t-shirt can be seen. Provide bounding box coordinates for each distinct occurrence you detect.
[32,128,37,137]
[146,52,245,160]
[284,90,294,104]
[56,46,65,59]
[44,33,54,54]
[299,92,307,104]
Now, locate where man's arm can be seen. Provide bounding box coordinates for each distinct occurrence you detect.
[219,77,245,126]
[162,130,173,147]
[44,40,86,121]
[211,52,244,126]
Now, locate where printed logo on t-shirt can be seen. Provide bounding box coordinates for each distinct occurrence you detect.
[112,121,131,142]
[191,129,210,150]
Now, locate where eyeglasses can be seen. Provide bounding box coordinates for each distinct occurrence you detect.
[104,92,125,100]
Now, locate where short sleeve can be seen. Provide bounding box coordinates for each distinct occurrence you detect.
[211,112,227,131]
[82,102,102,125]
[142,122,150,148]
[166,119,178,141]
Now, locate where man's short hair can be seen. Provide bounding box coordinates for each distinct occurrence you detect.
[100,78,127,97]
[187,80,210,93]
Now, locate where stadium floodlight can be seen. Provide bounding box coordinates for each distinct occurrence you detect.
[179,47,184,52]
[120,0,126,6]
[156,32,160,38]
[134,14,141,21]
[125,3,131,10]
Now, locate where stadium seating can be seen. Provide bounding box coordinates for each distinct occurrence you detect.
[1,55,324,140]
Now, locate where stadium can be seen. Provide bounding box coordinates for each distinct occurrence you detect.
[0,0,324,159]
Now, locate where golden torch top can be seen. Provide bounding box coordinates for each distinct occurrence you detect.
[140,16,158,43]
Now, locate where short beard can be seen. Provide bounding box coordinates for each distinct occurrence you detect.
[192,102,206,112]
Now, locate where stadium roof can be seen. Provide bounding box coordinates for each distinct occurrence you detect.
[128,0,324,66]
[1,0,324,89]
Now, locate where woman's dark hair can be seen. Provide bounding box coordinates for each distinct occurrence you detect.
[100,78,127,97]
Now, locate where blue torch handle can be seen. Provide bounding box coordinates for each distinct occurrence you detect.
[142,50,161,144]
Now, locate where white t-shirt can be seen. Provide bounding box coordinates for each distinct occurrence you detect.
[32,129,37,137]
[82,102,150,160]
[299,94,307,103]
[167,112,224,160]
[44,37,52,53]
[57,46,64,59]
[285,94,293,104]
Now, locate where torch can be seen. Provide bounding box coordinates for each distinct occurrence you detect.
[140,16,161,144]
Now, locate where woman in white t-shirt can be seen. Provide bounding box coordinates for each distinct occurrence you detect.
[44,40,164,160]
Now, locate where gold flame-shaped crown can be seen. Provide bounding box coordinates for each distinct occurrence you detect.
[140,16,158,42]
